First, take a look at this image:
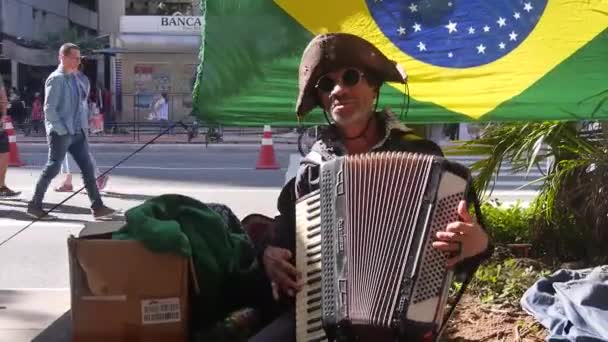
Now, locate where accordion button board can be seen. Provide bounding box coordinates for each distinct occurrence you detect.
[295,152,470,342]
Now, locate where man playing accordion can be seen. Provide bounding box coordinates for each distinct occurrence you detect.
[252,33,493,342]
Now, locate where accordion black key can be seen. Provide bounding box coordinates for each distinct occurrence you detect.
[295,152,471,342]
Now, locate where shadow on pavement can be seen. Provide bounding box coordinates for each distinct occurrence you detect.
[0,200,90,215]
[0,199,125,223]
[0,290,70,342]
[0,210,86,224]
[91,191,154,202]
[31,311,71,342]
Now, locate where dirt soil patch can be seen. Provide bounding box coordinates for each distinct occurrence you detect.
[442,295,547,342]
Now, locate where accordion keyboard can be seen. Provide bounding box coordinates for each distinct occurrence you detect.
[295,191,327,342]
[294,152,470,341]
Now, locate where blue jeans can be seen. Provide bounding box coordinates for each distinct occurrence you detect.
[29,130,104,210]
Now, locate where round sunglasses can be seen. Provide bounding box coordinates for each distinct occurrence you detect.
[315,68,364,93]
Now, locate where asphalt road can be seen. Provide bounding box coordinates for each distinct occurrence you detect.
[0,142,543,287]
[0,143,295,289]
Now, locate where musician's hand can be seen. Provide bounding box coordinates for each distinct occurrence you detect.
[262,246,302,300]
[432,200,489,268]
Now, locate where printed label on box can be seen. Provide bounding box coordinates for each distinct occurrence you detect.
[141,298,181,325]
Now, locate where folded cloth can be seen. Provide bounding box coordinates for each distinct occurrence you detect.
[521,265,608,341]
[113,194,263,328]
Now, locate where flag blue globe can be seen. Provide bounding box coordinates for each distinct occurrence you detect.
[366,0,548,68]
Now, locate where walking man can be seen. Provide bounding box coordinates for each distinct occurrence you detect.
[0,75,21,198]
[27,43,115,220]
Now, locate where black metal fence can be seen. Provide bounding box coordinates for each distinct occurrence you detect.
[11,92,295,143]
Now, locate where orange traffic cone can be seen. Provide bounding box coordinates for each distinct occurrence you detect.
[3,116,24,166]
[256,125,279,170]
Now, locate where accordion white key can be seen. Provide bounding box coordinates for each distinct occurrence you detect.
[295,151,471,342]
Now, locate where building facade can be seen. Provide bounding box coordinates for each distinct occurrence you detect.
[0,0,105,97]
[1,0,201,123]
[110,1,203,123]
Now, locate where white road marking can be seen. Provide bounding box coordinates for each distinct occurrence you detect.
[0,220,83,228]
[15,165,285,171]
[98,166,285,171]
[100,186,282,193]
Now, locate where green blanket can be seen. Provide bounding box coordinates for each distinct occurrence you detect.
[113,194,260,328]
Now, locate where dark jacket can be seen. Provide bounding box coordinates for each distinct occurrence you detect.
[267,110,492,305]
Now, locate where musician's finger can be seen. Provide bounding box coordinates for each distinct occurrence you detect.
[445,221,473,235]
[274,269,300,293]
[271,282,280,301]
[267,248,292,263]
[276,259,302,289]
[436,231,460,241]
[264,248,291,275]
[277,258,301,280]
[278,248,293,260]
[432,240,460,253]
[267,260,293,284]
[458,200,472,222]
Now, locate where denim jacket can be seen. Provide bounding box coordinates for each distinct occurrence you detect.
[43,66,90,135]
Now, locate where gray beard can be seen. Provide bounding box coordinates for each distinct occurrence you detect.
[331,108,374,127]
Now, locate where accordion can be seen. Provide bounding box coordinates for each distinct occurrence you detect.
[295,152,471,342]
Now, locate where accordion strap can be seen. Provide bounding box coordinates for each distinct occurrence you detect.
[437,186,486,340]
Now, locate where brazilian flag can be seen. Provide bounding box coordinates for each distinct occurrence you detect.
[192,0,608,126]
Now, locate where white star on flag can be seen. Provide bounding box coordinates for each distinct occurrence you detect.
[417,41,427,51]
[483,25,490,32]
[514,12,521,19]
[413,23,422,32]
[445,20,458,34]
[409,3,418,12]
[468,27,475,34]
[448,52,454,58]
[497,17,507,27]
[476,44,486,54]
[509,31,518,41]
[397,26,406,35]
[524,2,533,12]
[499,42,506,49]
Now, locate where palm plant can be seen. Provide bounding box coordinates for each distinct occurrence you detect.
[457,121,608,264]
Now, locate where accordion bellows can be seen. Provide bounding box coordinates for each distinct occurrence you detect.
[295,152,471,342]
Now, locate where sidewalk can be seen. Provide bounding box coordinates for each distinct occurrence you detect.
[0,289,70,342]
[15,131,301,145]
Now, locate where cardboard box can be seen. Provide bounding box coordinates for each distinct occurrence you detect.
[68,222,190,342]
